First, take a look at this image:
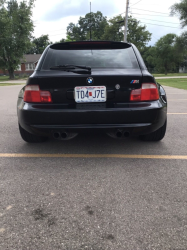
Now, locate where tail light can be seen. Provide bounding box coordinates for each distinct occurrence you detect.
[130,83,159,102]
[24,85,52,103]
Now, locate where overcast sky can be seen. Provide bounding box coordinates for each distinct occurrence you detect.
[32,0,187,45]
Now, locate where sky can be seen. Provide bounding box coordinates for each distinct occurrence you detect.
[32,0,187,46]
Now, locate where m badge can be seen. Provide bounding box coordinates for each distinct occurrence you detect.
[130,80,139,84]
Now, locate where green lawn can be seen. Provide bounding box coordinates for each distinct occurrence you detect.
[153,73,187,77]
[0,76,10,81]
[0,76,19,81]
[157,79,187,90]
[0,76,28,81]
[0,83,25,86]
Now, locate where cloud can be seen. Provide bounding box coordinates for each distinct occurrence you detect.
[42,0,118,21]
[33,0,187,44]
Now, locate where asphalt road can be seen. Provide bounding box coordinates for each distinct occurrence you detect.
[0,85,187,250]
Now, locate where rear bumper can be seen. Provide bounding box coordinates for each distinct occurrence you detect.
[17,99,167,137]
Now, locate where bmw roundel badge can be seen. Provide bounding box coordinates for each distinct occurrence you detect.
[87,77,94,85]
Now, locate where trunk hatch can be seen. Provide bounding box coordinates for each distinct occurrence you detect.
[28,69,143,103]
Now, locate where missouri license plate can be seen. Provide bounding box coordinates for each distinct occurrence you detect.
[75,86,106,103]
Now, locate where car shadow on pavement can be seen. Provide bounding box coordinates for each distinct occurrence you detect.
[17,132,168,155]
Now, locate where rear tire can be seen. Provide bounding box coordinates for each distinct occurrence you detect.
[139,120,167,141]
[19,124,48,143]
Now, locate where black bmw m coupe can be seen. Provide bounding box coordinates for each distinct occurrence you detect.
[17,41,167,143]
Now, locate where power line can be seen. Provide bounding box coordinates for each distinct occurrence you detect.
[130,12,172,18]
[130,0,143,7]
[133,17,180,25]
[152,34,159,41]
[131,8,170,15]
[118,16,180,28]
[107,12,125,19]
[139,21,179,28]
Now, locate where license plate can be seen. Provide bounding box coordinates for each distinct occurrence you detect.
[75,86,106,103]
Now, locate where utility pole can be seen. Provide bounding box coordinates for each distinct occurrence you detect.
[90,1,92,41]
[124,0,129,42]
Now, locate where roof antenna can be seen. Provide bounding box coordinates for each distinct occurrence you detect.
[90,1,92,41]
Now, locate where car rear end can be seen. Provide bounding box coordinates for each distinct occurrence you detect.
[17,41,167,141]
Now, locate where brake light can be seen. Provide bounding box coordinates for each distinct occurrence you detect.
[24,85,52,103]
[71,42,111,45]
[130,83,159,102]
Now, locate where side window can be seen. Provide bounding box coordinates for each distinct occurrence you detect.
[25,63,34,70]
[30,63,34,70]
[25,63,29,71]
[17,65,21,71]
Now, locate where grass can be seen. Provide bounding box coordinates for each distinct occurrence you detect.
[153,73,187,77]
[0,76,28,81]
[0,83,25,86]
[157,78,187,90]
[0,76,19,81]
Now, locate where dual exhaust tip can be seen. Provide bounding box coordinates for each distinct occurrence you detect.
[53,131,68,140]
[116,130,130,138]
[53,130,130,140]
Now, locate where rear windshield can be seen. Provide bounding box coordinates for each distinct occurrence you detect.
[41,47,139,70]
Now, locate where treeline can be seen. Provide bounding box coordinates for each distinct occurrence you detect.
[28,9,187,75]
[1,0,187,79]
[27,12,152,56]
[142,33,187,74]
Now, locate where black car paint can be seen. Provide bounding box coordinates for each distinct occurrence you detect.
[17,42,167,138]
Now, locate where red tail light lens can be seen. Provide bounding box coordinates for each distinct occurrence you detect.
[130,83,159,102]
[24,85,52,103]
[72,42,111,45]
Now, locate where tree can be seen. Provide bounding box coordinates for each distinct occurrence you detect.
[175,31,187,52]
[141,46,156,72]
[101,15,124,41]
[66,13,151,51]
[54,38,66,43]
[26,35,52,54]
[0,0,35,79]
[170,0,187,28]
[66,11,108,41]
[148,34,184,75]
[0,0,5,6]
[127,17,152,52]
[59,38,66,43]
[101,15,151,51]
[175,31,187,68]
[66,22,85,41]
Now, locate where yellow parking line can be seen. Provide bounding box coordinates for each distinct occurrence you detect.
[0,154,187,159]
[168,113,187,115]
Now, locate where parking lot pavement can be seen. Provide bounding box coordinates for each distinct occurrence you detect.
[0,85,187,250]
[0,80,27,84]
[155,76,187,79]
